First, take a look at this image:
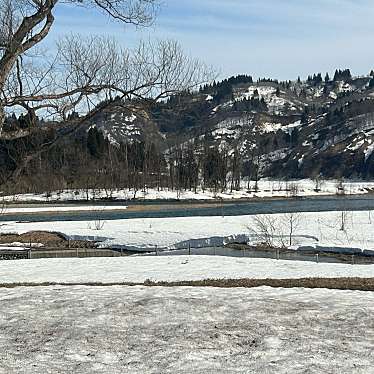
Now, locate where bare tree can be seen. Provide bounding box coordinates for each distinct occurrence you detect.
[249,212,303,248]
[0,0,213,181]
[287,182,299,198]
[340,210,349,232]
[335,179,345,195]
[337,193,351,232]
[0,197,6,215]
[0,0,159,133]
[313,176,325,193]
[281,212,302,246]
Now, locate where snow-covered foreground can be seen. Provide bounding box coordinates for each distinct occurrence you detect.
[0,285,373,373]
[2,210,374,252]
[0,256,374,284]
[2,179,374,202]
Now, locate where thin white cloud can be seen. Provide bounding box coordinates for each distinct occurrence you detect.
[44,1,374,80]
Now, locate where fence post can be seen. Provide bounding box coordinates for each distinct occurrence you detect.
[76,248,79,257]
[276,249,280,260]
[155,245,158,256]
[188,243,191,256]
[316,253,319,264]
[351,255,354,265]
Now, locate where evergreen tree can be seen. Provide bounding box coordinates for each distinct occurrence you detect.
[300,111,308,125]
[334,69,352,82]
[87,127,105,158]
[310,73,323,85]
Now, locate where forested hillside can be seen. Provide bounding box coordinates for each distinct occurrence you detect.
[3,69,374,195]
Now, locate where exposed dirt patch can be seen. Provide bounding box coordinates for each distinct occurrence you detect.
[0,231,66,243]
[0,231,95,248]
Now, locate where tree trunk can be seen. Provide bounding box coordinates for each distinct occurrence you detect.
[0,105,5,136]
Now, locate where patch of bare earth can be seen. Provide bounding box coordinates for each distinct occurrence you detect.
[0,231,95,248]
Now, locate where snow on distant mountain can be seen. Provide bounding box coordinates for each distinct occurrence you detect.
[87,100,163,146]
[68,71,374,179]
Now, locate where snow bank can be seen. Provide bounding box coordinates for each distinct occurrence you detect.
[0,256,373,284]
[0,246,27,251]
[2,211,374,252]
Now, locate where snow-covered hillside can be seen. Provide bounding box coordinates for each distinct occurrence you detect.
[86,101,163,146]
[235,85,302,114]
[171,73,374,179]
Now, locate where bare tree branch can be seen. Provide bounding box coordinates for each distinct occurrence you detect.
[0,0,162,135]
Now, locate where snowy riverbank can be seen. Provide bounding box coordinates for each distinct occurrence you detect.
[2,205,128,214]
[2,179,374,202]
[1,210,374,253]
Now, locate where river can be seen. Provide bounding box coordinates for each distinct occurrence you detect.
[1,194,374,222]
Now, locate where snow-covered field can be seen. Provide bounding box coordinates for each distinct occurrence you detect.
[2,179,374,202]
[1,210,374,253]
[0,285,373,373]
[0,256,373,284]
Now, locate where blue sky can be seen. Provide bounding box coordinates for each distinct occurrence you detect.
[47,0,374,80]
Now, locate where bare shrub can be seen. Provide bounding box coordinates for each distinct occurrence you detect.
[249,212,303,248]
[89,207,107,231]
[249,215,279,248]
[93,219,105,231]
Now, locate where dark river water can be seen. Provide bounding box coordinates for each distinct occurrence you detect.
[2,195,374,222]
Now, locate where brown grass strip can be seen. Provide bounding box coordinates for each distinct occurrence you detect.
[0,278,374,291]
